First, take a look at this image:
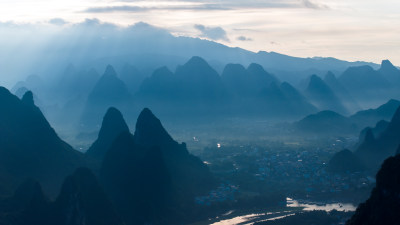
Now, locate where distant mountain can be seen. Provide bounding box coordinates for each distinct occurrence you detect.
[221,63,278,97]
[86,107,130,162]
[327,149,365,173]
[358,120,389,144]
[100,108,216,225]
[378,59,400,85]
[304,75,348,115]
[294,110,356,134]
[257,82,317,117]
[220,63,315,118]
[295,99,400,136]
[1,21,380,85]
[118,63,146,94]
[136,56,229,116]
[324,71,361,114]
[55,64,100,101]
[339,65,391,107]
[347,154,400,225]
[0,87,84,197]
[350,99,400,128]
[355,106,400,170]
[81,65,133,128]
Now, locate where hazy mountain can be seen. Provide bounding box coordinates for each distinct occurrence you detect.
[220,63,315,118]
[347,154,400,225]
[358,120,389,144]
[221,63,248,97]
[86,107,130,163]
[278,82,318,115]
[246,63,279,95]
[324,71,361,113]
[0,21,380,86]
[350,99,400,128]
[100,108,216,224]
[81,65,133,128]
[294,110,356,134]
[0,87,84,197]
[118,63,146,94]
[378,59,400,85]
[55,65,100,101]
[304,75,348,115]
[137,57,229,117]
[339,65,391,107]
[355,106,400,170]
[327,149,365,173]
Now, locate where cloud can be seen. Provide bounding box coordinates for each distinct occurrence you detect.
[84,6,146,13]
[108,0,328,10]
[84,4,229,13]
[237,36,253,41]
[48,18,68,26]
[194,24,229,42]
[302,0,330,10]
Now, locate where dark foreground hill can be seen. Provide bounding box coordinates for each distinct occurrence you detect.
[0,168,122,225]
[347,154,400,225]
[355,106,400,170]
[100,108,217,224]
[0,87,84,197]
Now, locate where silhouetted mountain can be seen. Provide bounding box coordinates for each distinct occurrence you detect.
[256,82,316,117]
[0,87,84,197]
[86,107,130,161]
[55,65,100,101]
[305,75,348,115]
[350,99,400,127]
[0,168,122,225]
[138,66,177,102]
[2,21,380,84]
[81,65,133,128]
[295,110,356,134]
[355,106,400,170]
[246,63,279,95]
[339,65,391,107]
[137,57,229,117]
[174,56,228,103]
[0,179,50,225]
[378,59,400,85]
[358,120,389,144]
[100,108,216,224]
[279,82,318,115]
[221,63,248,97]
[53,167,122,225]
[101,132,172,225]
[11,75,45,97]
[119,63,146,94]
[294,99,400,136]
[221,63,314,117]
[327,149,365,173]
[347,154,400,225]
[324,71,361,113]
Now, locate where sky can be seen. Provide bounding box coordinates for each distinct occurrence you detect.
[0,0,399,65]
